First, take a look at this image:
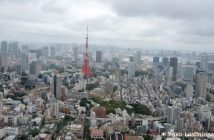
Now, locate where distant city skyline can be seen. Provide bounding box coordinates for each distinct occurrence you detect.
[0,0,214,51]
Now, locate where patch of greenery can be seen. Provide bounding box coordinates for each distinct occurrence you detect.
[30,128,39,137]
[90,97,152,115]
[38,74,43,79]
[121,69,128,75]
[86,82,99,91]
[129,103,152,116]
[80,98,92,107]
[6,92,27,101]
[55,115,74,134]
[143,135,153,140]
[135,70,148,77]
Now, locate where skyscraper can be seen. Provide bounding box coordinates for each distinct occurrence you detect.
[201,53,208,72]
[128,56,135,78]
[115,63,120,83]
[185,84,193,101]
[196,72,208,99]
[50,47,56,57]
[162,57,169,66]
[96,51,102,63]
[21,45,29,72]
[42,47,49,58]
[53,75,62,99]
[182,65,194,82]
[153,57,159,63]
[8,41,18,58]
[73,46,78,63]
[169,57,178,80]
[29,61,40,80]
[167,106,174,124]
[1,41,8,71]
[0,92,3,120]
[136,51,142,64]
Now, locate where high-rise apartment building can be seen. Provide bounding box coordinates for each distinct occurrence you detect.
[196,72,208,99]
[0,92,3,120]
[128,56,135,78]
[162,57,169,66]
[50,47,56,57]
[201,53,208,72]
[1,41,8,71]
[21,45,29,72]
[42,47,49,58]
[182,65,194,82]
[29,61,40,79]
[53,75,62,99]
[169,57,178,80]
[96,51,102,63]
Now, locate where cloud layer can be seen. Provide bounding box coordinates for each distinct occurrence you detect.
[0,0,214,51]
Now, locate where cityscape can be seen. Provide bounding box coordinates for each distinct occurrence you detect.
[1,0,214,140]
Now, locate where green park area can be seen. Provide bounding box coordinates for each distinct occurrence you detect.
[80,97,152,116]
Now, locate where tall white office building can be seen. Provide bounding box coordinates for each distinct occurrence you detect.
[21,45,29,72]
[166,106,174,124]
[128,56,135,78]
[182,65,194,82]
[185,84,193,101]
[196,72,208,99]
[1,41,8,71]
[0,92,3,120]
[201,53,208,72]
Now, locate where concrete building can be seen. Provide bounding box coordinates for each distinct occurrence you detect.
[182,65,194,82]
[135,51,142,64]
[50,46,56,57]
[96,51,102,63]
[153,57,159,64]
[42,47,49,58]
[53,75,63,99]
[90,128,103,139]
[201,53,208,72]
[0,129,6,140]
[128,56,135,78]
[162,57,169,66]
[68,124,84,139]
[166,106,174,124]
[73,46,78,65]
[0,92,3,120]
[169,57,178,80]
[21,45,29,72]
[196,72,208,99]
[50,99,59,118]
[115,64,120,83]
[29,61,40,80]
[1,41,8,71]
[91,107,107,118]
[185,84,193,101]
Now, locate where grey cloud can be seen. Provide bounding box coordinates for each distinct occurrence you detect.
[178,20,214,37]
[111,0,214,19]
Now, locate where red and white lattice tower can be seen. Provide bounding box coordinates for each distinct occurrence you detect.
[82,27,91,77]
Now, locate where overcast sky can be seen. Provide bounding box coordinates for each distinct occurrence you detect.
[0,0,214,51]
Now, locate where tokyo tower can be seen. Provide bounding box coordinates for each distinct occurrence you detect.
[82,27,92,77]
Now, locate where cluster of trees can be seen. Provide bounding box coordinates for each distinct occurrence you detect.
[129,103,152,116]
[6,92,27,101]
[29,128,39,137]
[135,70,148,77]
[55,115,74,134]
[86,82,99,91]
[90,97,152,115]
[80,98,92,107]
